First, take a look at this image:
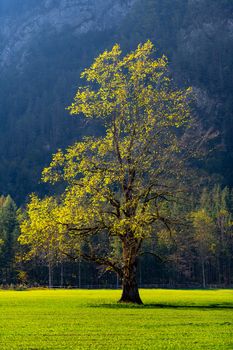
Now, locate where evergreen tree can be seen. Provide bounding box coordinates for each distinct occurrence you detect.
[0,195,19,284]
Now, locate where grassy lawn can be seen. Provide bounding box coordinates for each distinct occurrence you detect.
[0,289,232,349]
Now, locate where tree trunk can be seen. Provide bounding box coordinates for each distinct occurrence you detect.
[119,277,142,304]
[78,259,81,289]
[60,263,64,287]
[48,261,53,288]
[201,259,206,288]
[118,234,143,304]
[118,259,142,304]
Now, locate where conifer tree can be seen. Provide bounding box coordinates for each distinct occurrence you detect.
[0,195,19,283]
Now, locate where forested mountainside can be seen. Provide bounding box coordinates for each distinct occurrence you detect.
[0,0,232,203]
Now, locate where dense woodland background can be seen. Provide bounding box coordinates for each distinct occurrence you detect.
[0,0,233,287]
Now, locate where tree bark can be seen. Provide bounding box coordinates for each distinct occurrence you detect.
[48,261,53,288]
[119,274,142,304]
[118,250,142,304]
[60,263,64,287]
[78,259,81,289]
[201,259,206,288]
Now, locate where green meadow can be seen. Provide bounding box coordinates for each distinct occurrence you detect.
[0,289,232,350]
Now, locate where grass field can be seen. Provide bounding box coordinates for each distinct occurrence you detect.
[0,289,232,349]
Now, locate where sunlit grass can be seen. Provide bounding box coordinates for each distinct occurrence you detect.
[0,289,232,349]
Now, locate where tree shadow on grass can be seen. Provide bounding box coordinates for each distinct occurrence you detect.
[91,302,233,309]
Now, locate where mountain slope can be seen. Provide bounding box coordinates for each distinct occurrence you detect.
[0,0,232,202]
[0,0,136,202]
[0,0,135,67]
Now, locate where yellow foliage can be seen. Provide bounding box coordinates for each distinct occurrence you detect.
[19,40,193,266]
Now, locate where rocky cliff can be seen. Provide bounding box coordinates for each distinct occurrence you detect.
[0,0,135,67]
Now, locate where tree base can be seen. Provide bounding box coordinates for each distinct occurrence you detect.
[118,297,143,305]
[118,283,143,305]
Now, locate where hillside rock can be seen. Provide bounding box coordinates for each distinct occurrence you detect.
[0,0,135,66]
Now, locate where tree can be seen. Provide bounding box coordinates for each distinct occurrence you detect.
[18,195,67,288]
[211,185,233,284]
[191,209,216,288]
[19,41,198,303]
[0,195,19,284]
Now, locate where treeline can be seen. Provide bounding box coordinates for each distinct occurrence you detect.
[1,185,233,288]
[0,195,19,284]
[155,185,233,288]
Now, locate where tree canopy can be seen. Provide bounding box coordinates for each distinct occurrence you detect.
[19,41,198,303]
